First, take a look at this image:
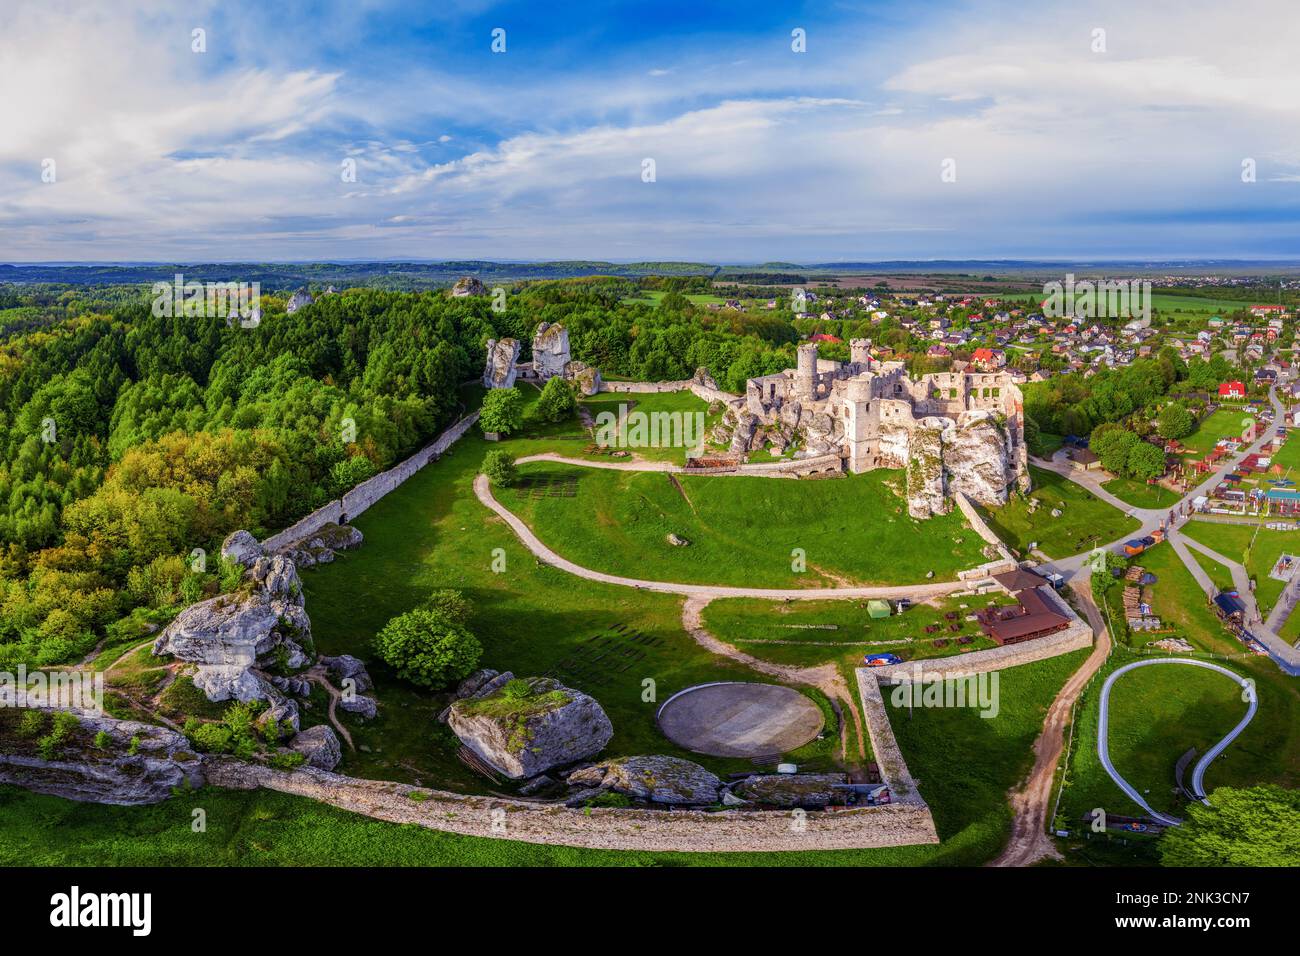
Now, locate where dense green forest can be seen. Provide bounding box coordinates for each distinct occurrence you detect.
[0,279,807,670]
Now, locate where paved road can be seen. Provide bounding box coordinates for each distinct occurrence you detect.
[1035,385,1300,674]
[1096,657,1258,827]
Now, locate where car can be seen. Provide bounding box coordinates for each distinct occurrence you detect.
[863,652,905,666]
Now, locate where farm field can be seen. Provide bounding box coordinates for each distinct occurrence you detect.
[622,290,729,307]
[500,463,990,588]
[978,465,1141,559]
[1100,477,1181,509]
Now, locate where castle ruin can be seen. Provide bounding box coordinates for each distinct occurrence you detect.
[736,340,1029,517]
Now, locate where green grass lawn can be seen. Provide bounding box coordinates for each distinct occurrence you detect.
[500,464,990,588]
[978,465,1141,559]
[701,593,1015,671]
[1100,477,1181,509]
[1178,408,1255,457]
[575,390,725,464]
[0,648,1089,867]
[1127,542,1240,655]
[297,421,843,792]
[1179,520,1300,616]
[1062,662,1259,822]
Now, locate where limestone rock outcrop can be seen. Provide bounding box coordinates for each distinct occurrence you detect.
[563,360,602,396]
[729,772,849,809]
[289,725,342,771]
[286,288,315,313]
[566,755,721,805]
[447,676,613,779]
[221,529,265,568]
[0,702,203,805]
[482,338,520,390]
[532,322,571,377]
[152,553,311,703]
[451,276,487,297]
[320,654,373,693]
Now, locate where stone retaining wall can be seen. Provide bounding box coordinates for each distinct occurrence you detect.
[206,758,941,852]
[599,379,739,406]
[854,672,927,805]
[261,412,480,552]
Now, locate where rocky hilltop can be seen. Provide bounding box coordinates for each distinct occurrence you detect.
[152,531,312,704]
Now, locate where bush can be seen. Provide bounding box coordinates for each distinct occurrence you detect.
[482,450,518,488]
[480,387,524,436]
[372,608,483,690]
[535,376,576,423]
[268,751,307,771]
[425,589,473,625]
[189,722,234,754]
[18,709,48,738]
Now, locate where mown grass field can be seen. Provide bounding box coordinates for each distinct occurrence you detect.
[701,593,1014,671]
[1100,477,1181,509]
[501,463,990,588]
[978,465,1141,559]
[1178,408,1255,457]
[575,390,725,464]
[0,648,1090,867]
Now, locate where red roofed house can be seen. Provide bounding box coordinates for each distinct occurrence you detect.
[808,333,843,344]
[970,347,1006,371]
[1219,381,1246,399]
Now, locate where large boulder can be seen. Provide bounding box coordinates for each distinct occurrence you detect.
[152,554,311,703]
[482,337,520,390]
[944,413,1015,506]
[730,772,849,809]
[288,725,342,771]
[532,322,571,378]
[320,654,372,693]
[566,755,721,805]
[0,702,203,805]
[563,360,602,396]
[281,522,363,568]
[447,676,612,779]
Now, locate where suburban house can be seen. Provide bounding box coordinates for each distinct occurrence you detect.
[1219,380,1247,399]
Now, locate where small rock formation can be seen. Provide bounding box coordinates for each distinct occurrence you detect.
[666,533,690,547]
[338,694,377,720]
[288,725,342,771]
[728,772,849,809]
[320,654,373,693]
[153,551,312,704]
[566,755,721,805]
[447,676,613,779]
[0,702,203,805]
[482,337,520,390]
[563,360,602,396]
[532,322,571,378]
[286,288,315,313]
[451,276,487,297]
[281,522,364,568]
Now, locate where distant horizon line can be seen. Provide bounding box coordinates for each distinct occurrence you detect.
[4,257,1300,269]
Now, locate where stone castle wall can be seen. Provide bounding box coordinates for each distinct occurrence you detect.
[262,411,480,553]
[205,758,940,852]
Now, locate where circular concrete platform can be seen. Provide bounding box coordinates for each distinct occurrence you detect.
[656,682,825,758]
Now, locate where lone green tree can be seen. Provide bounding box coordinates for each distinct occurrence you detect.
[1126,441,1167,481]
[480,387,524,436]
[1157,402,1195,441]
[373,607,482,690]
[1161,786,1300,866]
[482,449,518,487]
[535,376,576,423]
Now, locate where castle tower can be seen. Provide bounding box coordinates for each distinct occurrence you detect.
[795,342,819,401]
[850,338,872,366]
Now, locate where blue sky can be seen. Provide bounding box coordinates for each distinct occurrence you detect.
[2,0,1300,262]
